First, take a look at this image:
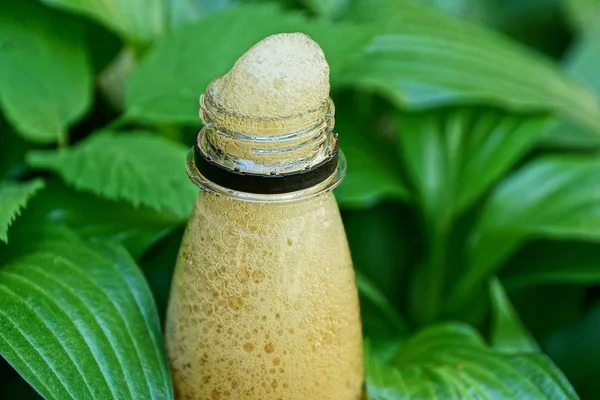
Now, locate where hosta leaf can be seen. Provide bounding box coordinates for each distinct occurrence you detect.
[126,4,375,124]
[502,239,600,289]
[544,24,600,147]
[563,0,600,31]
[39,0,165,43]
[335,107,408,209]
[453,155,600,307]
[398,108,550,227]
[545,300,600,399]
[489,278,539,354]
[356,271,407,360]
[0,179,44,243]
[0,1,92,144]
[27,131,197,219]
[338,0,600,136]
[0,226,173,399]
[365,323,578,400]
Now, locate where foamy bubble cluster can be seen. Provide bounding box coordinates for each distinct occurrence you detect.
[207,33,330,121]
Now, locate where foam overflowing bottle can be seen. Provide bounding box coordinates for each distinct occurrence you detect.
[165,33,364,399]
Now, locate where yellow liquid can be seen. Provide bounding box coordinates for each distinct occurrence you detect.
[165,191,363,399]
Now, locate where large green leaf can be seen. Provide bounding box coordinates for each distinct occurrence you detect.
[338,0,600,136]
[39,0,165,43]
[545,300,600,399]
[563,0,600,31]
[6,180,181,260]
[501,239,600,289]
[489,278,539,354]
[39,0,232,43]
[27,130,197,219]
[365,323,578,399]
[398,108,550,226]
[126,4,375,124]
[0,1,92,144]
[0,226,173,399]
[453,155,600,307]
[543,24,600,147]
[335,106,408,209]
[0,179,44,243]
[397,108,549,323]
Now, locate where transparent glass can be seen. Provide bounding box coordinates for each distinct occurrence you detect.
[165,155,363,399]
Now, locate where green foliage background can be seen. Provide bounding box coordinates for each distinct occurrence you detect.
[1,0,600,398]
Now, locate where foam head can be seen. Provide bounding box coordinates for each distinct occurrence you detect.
[206,33,330,126]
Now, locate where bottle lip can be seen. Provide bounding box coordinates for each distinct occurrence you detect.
[185,148,347,203]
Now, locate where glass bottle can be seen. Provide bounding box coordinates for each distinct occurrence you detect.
[165,33,363,400]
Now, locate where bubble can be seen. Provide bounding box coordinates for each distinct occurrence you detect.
[243,343,254,352]
[252,270,265,284]
[265,343,275,353]
[236,269,250,283]
[227,296,244,311]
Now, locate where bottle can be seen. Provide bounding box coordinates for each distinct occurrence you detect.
[165,33,363,400]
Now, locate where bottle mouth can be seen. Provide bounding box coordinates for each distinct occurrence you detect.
[186,148,347,202]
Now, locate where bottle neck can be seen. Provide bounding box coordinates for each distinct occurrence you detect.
[197,95,337,176]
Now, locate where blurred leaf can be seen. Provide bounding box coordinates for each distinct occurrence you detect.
[356,271,407,361]
[563,0,600,31]
[544,24,600,147]
[545,300,600,399]
[398,108,549,324]
[399,108,550,226]
[412,0,494,22]
[126,5,375,124]
[0,124,32,181]
[335,108,408,209]
[343,204,411,304]
[365,323,578,399]
[502,239,600,289]
[0,226,173,400]
[166,0,233,30]
[489,278,539,354]
[303,0,349,18]
[7,180,180,260]
[0,179,44,243]
[27,131,197,219]
[338,0,600,138]
[510,285,585,341]
[0,1,92,144]
[454,155,600,307]
[39,0,165,43]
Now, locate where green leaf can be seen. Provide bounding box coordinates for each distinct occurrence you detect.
[335,107,408,209]
[489,278,539,354]
[563,0,600,31]
[398,108,550,226]
[0,1,92,144]
[0,179,44,243]
[27,130,197,219]
[165,0,233,30]
[545,300,600,399]
[39,0,165,43]
[543,24,600,147]
[0,226,173,399]
[6,180,180,260]
[502,239,600,289]
[453,155,600,307]
[126,4,375,124]
[302,0,350,18]
[337,0,600,136]
[365,323,578,399]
